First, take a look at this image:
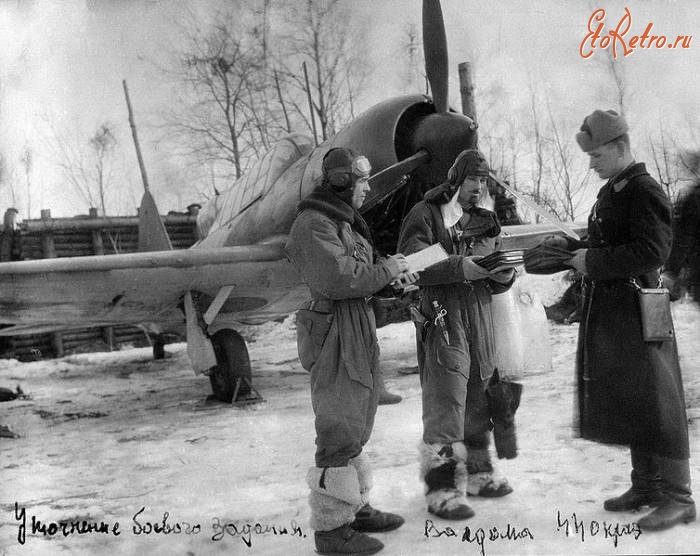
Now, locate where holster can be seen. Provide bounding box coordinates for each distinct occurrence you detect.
[409,304,431,341]
[409,304,428,328]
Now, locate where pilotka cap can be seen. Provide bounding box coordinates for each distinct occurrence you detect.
[576,109,629,152]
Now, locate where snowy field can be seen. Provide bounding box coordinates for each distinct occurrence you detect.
[1,274,699,555]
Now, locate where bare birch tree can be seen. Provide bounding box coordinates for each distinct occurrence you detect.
[167,17,265,180]
[20,146,33,219]
[546,104,592,221]
[89,124,117,216]
[0,153,18,208]
[647,121,683,203]
[603,50,629,116]
[162,4,294,190]
[528,86,545,216]
[398,22,425,94]
[160,0,369,194]
[42,119,119,215]
[274,0,370,141]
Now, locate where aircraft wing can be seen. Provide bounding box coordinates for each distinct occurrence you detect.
[500,222,588,250]
[0,243,305,336]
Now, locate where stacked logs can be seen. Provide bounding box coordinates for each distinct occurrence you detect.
[1,206,199,360]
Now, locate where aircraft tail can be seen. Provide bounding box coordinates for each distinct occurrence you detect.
[137,190,173,252]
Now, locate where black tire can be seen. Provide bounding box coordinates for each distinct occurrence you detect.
[209,329,252,403]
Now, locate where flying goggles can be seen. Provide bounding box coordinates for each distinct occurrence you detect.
[351,156,371,178]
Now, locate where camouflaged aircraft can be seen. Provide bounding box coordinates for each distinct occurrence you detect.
[0,0,584,403]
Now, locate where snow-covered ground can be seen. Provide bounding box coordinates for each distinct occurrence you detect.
[1,274,699,555]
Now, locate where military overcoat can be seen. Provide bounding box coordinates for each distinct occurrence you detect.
[575,162,689,459]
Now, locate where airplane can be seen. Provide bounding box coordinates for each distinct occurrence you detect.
[0,0,585,404]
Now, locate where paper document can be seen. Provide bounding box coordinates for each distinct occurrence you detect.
[404,243,449,273]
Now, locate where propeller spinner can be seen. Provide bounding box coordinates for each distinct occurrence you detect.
[356,0,479,210]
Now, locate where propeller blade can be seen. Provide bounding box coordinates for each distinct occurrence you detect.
[423,0,449,113]
[364,149,431,211]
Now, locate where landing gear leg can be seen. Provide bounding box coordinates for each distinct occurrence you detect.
[208,329,263,405]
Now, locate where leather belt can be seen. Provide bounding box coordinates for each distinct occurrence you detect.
[302,297,371,313]
[302,299,335,313]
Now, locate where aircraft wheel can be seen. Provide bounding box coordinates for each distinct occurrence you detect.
[209,329,252,403]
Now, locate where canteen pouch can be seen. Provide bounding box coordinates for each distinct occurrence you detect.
[637,287,674,342]
[296,309,334,371]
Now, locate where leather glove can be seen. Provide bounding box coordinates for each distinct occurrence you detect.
[543,234,569,249]
[462,256,491,281]
[662,271,682,301]
[568,249,587,274]
[489,267,515,284]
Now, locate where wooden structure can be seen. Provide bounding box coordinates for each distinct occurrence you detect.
[0,206,199,361]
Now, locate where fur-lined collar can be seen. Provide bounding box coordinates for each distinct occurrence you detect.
[424,182,455,205]
[424,183,501,238]
[297,188,372,240]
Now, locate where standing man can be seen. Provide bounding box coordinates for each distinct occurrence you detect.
[663,150,700,303]
[397,149,517,520]
[286,147,412,555]
[557,109,694,530]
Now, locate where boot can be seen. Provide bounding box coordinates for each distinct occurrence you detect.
[377,366,401,405]
[466,433,513,498]
[637,457,696,531]
[636,499,696,531]
[350,504,404,532]
[347,453,405,533]
[486,379,522,459]
[604,450,663,512]
[420,442,475,520]
[603,485,664,511]
[378,389,402,405]
[315,524,384,555]
[307,466,362,532]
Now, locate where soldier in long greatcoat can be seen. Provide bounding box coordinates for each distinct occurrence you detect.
[553,109,695,531]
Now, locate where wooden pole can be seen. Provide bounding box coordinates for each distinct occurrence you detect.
[39,209,56,259]
[39,209,63,357]
[89,207,105,255]
[103,326,115,351]
[1,208,19,262]
[51,332,64,358]
[122,79,151,192]
[458,61,477,123]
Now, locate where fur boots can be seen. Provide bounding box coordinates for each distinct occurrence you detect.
[465,433,513,498]
[420,441,474,519]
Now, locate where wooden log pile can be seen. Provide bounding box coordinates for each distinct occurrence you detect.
[17,208,198,258]
[1,206,199,360]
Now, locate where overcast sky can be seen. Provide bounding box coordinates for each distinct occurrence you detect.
[1,0,698,217]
